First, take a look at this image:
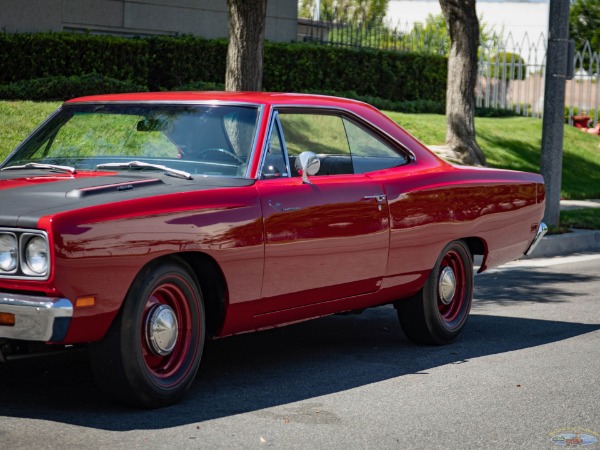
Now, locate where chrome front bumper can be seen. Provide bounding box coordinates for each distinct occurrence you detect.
[0,293,73,342]
[525,222,549,256]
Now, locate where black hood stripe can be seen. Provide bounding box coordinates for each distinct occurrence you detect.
[0,172,255,228]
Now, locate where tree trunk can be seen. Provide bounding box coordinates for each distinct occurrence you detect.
[439,0,486,166]
[225,0,268,92]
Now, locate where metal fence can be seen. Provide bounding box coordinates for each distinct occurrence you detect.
[477,33,600,127]
[299,13,600,127]
[298,10,448,54]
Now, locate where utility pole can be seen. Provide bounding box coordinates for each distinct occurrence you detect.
[540,0,571,227]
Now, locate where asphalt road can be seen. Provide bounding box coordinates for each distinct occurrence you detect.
[1,253,599,449]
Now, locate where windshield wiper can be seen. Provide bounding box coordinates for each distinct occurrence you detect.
[96,161,193,180]
[1,162,77,174]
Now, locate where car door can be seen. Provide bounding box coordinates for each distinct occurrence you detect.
[255,110,399,314]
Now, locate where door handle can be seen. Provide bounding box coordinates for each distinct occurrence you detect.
[363,195,387,203]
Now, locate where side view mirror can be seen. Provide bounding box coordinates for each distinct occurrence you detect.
[295,151,320,184]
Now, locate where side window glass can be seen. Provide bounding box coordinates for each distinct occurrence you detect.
[223,110,257,161]
[343,118,408,173]
[261,118,288,179]
[278,113,353,176]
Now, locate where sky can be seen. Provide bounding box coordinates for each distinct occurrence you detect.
[387,0,550,52]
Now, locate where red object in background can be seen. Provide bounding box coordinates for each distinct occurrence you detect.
[572,115,591,129]
[572,115,600,135]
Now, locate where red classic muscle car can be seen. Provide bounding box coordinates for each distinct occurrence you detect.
[0,92,546,407]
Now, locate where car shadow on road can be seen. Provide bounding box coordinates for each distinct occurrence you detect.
[474,268,599,305]
[0,304,598,431]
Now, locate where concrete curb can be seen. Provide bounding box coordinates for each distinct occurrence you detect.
[523,228,600,259]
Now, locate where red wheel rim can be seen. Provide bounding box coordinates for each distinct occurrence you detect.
[141,278,193,380]
[437,249,466,324]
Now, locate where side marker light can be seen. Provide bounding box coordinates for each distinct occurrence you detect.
[75,296,96,308]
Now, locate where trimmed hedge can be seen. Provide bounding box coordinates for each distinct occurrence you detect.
[0,33,148,86]
[0,32,447,103]
[147,36,228,90]
[0,74,148,101]
[263,43,447,102]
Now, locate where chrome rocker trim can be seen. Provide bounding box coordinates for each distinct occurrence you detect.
[0,294,73,342]
[524,222,548,256]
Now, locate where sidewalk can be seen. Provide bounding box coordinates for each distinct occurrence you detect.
[523,199,600,258]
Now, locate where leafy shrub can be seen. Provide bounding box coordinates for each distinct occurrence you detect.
[0,74,147,101]
[172,81,226,91]
[565,106,598,123]
[475,107,520,118]
[298,89,446,113]
[486,52,527,81]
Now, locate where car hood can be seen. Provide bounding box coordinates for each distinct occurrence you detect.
[0,171,255,228]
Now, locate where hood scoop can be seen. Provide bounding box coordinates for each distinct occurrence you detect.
[66,178,164,198]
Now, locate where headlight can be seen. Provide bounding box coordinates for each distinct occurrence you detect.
[23,235,49,275]
[0,233,18,272]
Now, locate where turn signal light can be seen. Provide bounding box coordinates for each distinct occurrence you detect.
[0,312,15,326]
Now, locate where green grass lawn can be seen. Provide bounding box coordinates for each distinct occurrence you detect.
[2,100,599,202]
[387,112,600,200]
[0,101,60,158]
[560,208,600,230]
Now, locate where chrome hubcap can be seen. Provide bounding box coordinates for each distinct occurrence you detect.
[438,266,457,305]
[146,304,179,356]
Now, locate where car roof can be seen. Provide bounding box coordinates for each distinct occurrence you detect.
[65,91,370,109]
[65,91,445,168]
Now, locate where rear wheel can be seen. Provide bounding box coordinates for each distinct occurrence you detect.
[89,258,205,408]
[396,241,473,345]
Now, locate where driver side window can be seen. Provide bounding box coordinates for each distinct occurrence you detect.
[276,110,408,176]
[279,112,353,176]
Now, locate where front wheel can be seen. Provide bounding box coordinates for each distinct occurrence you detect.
[396,240,473,345]
[89,258,205,408]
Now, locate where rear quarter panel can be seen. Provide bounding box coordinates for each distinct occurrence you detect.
[369,164,545,295]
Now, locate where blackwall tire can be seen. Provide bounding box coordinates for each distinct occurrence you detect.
[89,258,205,408]
[397,240,473,345]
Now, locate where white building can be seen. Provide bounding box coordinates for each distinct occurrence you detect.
[0,0,298,42]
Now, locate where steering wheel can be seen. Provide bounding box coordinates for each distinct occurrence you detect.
[195,148,244,165]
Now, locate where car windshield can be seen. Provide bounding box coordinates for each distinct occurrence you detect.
[2,103,260,178]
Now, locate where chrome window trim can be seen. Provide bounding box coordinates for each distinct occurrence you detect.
[270,103,417,163]
[0,228,50,281]
[258,111,292,179]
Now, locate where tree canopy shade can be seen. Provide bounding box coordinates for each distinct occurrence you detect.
[569,0,600,52]
[439,0,486,166]
[225,0,267,91]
